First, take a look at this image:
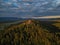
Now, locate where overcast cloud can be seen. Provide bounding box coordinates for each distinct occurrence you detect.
[0,0,60,17]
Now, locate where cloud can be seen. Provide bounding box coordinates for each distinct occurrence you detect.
[0,0,60,17]
[56,0,60,4]
[41,2,49,5]
[12,0,17,2]
[32,15,60,19]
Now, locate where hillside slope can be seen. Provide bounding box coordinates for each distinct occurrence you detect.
[0,20,60,45]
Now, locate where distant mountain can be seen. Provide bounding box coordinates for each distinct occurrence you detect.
[0,20,60,45]
[0,17,19,22]
[0,17,26,22]
[0,16,60,23]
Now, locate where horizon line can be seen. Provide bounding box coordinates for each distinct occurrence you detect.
[22,15,60,19]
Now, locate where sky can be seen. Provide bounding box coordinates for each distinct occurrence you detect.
[0,0,60,17]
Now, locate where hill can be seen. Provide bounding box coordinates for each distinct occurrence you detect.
[0,17,22,23]
[0,17,18,22]
[0,20,60,45]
